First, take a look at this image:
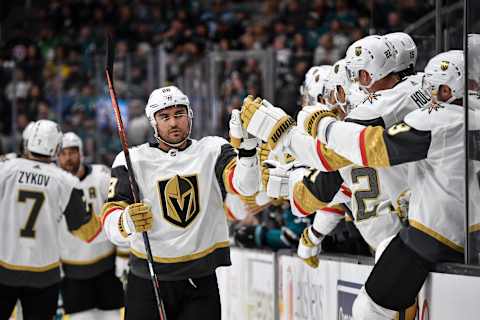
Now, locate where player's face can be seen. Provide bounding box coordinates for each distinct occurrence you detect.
[58,147,81,175]
[437,85,453,102]
[336,85,346,104]
[318,95,327,105]
[358,70,372,89]
[327,89,337,106]
[154,105,190,144]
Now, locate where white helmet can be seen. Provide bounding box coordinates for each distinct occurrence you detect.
[145,85,192,147]
[304,65,332,105]
[329,59,352,109]
[21,121,36,153]
[346,35,397,89]
[423,50,464,103]
[27,120,63,157]
[62,132,83,157]
[385,32,417,75]
[300,66,318,96]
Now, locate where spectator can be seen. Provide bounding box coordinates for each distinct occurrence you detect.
[314,33,343,65]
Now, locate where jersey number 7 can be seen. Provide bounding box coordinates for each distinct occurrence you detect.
[18,190,45,238]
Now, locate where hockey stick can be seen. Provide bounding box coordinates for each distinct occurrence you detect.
[105,34,167,320]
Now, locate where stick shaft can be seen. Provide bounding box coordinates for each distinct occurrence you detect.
[105,66,167,320]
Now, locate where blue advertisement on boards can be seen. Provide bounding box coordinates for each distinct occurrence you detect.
[337,280,363,320]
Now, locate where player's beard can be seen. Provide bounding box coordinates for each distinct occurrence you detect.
[158,123,190,145]
[62,160,80,176]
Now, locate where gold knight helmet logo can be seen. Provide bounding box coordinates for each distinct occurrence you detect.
[355,46,362,56]
[158,175,200,228]
[440,61,449,71]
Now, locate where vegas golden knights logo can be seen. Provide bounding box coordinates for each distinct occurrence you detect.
[157,175,200,228]
[440,60,449,71]
[355,46,362,56]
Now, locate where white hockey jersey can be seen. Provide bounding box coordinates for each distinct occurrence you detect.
[102,137,240,280]
[316,101,469,258]
[298,76,426,249]
[0,158,78,287]
[403,105,465,252]
[59,164,115,279]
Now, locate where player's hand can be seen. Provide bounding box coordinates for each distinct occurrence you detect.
[229,109,257,150]
[262,160,291,198]
[240,95,295,151]
[297,226,323,268]
[119,202,153,237]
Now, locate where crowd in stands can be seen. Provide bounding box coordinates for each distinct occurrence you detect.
[0,0,431,251]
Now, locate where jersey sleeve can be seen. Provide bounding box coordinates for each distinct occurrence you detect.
[215,139,260,198]
[214,143,238,199]
[290,168,344,217]
[287,128,352,172]
[312,205,345,236]
[325,120,432,167]
[101,153,134,225]
[63,188,102,242]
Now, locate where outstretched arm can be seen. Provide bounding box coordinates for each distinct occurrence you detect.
[322,120,431,167]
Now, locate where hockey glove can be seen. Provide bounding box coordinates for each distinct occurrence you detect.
[240,95,295,151]
[229,109,258,150]
[262,160,291,198]
[302,107,337,141]
[297,226,324,269]
[119,202,153,237]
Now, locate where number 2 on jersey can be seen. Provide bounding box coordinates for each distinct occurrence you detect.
[351,167,380,221]
[18,190,45,238]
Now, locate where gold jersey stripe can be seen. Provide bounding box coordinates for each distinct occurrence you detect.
[293,181,328,214]
[316,140,351,171]
[61,249,116,266]
[0,259,60,272]
[222,158,238,194]
[360,126,390,167]
[101,201,129,218]
[72,214,102,242]
[409,219,464,253]
[130,241,230,263]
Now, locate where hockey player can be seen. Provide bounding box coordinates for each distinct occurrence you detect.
[0,120,101,319]
[244,35,420,250]
[300,65,332,106]
[101,85,260,320]
[57,132,124,319]
[309,50,467,319]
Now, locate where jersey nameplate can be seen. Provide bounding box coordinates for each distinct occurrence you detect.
[18,171,50,187]
[410,90,431,109]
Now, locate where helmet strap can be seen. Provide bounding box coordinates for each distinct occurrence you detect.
[154,116,193,149]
